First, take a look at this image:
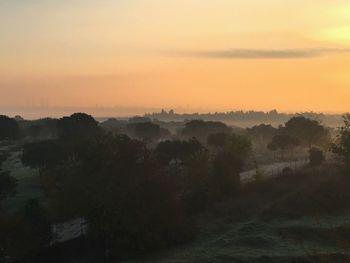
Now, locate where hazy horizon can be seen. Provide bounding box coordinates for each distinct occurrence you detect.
[0,105,346,121]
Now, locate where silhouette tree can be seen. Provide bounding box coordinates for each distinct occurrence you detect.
[128,116,152,123]
[208,134,251,200]
[284,116,328,149]
[22,140,67,170]
[210,151,243,199]
[207,133,230,148]
[246,124,277,144]
[332,114,350,169]
[0,199,50,261]
[182,120,231,142]
[57,113,100,140]
[33,134,194,256]
[0,115,20,141]
[309,147,325,166]
[155,138,206,165]
[268,134,299,160]
[127,122,161,142]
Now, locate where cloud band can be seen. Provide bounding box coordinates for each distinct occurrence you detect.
[171,48,350,59]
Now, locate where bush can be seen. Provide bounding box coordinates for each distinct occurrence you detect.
[309,147,325,166]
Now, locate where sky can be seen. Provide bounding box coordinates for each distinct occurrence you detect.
[1,0,350,115]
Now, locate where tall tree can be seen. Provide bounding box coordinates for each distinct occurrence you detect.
[332,114,350,169]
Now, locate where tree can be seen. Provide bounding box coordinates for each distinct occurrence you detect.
[208,133,251,159]
[208,134,251,200]
[246,124,277,144]
[57,113,100,140]
[26,118,59,140]
[0,199,50,262]
[155,138,206,165]
[183,150,211,213]
[22,140,67,170]
[210,151,243,199]
[284,116,328,149]
[309,147,325,166]
[267,141,278,160]
[268,134,299,160]
[36,135,195,256]
[127,122,161,142]
[207,133,229,148]
[332,114,350,169]
[128,116,152,123]
[0,115,19,141]
[225,134,252,161]
[182,120,231,142]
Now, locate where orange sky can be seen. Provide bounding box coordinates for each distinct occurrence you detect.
[1,0,350,114]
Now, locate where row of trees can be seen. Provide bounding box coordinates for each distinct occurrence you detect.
[12,113,252,261]
[246,116,329,161]
[2,112,349,261]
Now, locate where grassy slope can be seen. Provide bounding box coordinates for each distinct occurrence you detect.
[139,165,350,263]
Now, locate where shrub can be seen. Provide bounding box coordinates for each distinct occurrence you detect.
[309,147,325,166]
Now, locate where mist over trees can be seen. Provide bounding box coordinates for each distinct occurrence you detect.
[182,120,231,142]
[1,110,349,262]
[146,109,343,127]
[332,114,350,169]
[10,113,256,259]
[246,124,277,145]
[283,116,329,149]
[127,122,162,142]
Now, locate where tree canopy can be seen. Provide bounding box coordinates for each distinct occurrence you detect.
[332,114,350,169]
[182,120,231,142]
[284,116,328,149]
[155,138,206,165]
[246,124,277,144]
[127,122,162,141]
[0,115,20,141]
[57,113,100,140]
[268,134,299,160]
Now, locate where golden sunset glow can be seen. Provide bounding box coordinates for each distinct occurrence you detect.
[1,0,350,115]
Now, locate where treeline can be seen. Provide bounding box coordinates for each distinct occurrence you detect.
[0,113,251,262]
[145,109,342,126]
[0,112,348,262]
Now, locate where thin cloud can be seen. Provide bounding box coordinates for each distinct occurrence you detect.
[171,48,350,59]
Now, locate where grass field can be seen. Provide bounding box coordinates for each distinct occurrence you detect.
[142,216,350,263]
[138,166,350,263]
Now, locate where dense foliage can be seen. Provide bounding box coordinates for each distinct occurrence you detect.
[0,115,20,140]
